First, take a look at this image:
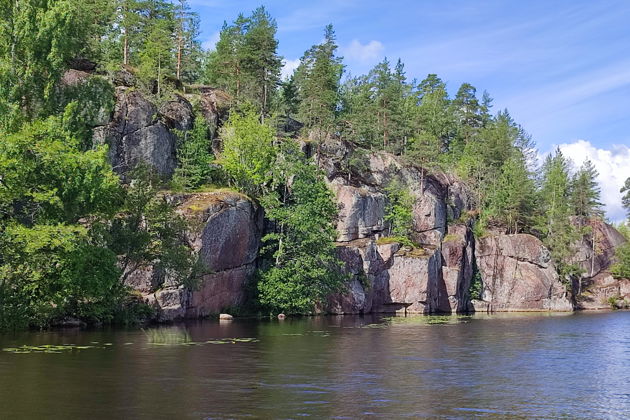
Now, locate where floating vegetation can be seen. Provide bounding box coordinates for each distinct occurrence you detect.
[2,344,102,354]
[148,337,259,347]
[281,331,331,337]
[364,315,473,328]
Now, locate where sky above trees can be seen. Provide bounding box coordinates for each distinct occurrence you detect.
[190,0,630,220]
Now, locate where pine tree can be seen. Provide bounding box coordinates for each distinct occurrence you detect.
[138,17,175,96]
[487,153,536,233]
[537,149,581,281]
[294,24,344,142]
[173,0,202,83]
[570,159,603,217]
[414,74,454,153]
[172,113,213,190]
[339,58,411,152]
[621,177,630,221]
[452,83,482,146]
[205,8,281,115]
[205,15,247,100]
[241,6,282,117]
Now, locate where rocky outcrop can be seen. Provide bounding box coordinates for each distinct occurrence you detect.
[125,192,262,321]
[320,139,472,246]
[576,272,630,310]
[321,139,475,314]
[89,73,230,181]
[330,181,385,242]
[181,192,262,318]
[327,239,464,315]
[570,217,627,279]
[473,234,573,312]
[93,87,180,179]
[441,223,474,312]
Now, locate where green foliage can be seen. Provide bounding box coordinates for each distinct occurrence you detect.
[257,146,345,314]
[486,153,536,233]
[611,242,630,279]
[384,180,414,239]
[340,58,412,152]
[294,24,344,138]
[108,166,198,291]
[339,147,369,182]
[205,7,281,115]
[57,77,116,147]
[172,113,214,190]
[0,223,122,329]
[571,159,603,217]
[621,177,630,221]
[0,115,194,329]
[219,108,276,196]
[0,0,112,127]
[536,149,582,283]
[0,112,122,224]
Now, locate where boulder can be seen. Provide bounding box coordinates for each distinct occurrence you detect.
[570,217,627,279]
[159,94,194,131]
[374,246,442,313]
[331,182,385,241]
[93,87,178,179]
[576,272,630,310]
[474,234,573,312]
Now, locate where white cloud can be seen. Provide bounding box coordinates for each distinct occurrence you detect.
[555,140,630,222]
[202,31,220,51]
[342,39,384,63]
[281,58,300,80]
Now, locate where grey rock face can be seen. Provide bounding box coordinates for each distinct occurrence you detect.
[125,192,262,321]
[160,95,194,132]
[93,87,194,179]
[474,234,573,312]
[570,216,627,279]
[328,239,454,315]
[441,223,475,312]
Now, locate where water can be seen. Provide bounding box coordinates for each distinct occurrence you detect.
[0,311,628,419]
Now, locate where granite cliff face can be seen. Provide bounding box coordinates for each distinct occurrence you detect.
[124,192,262,321]
[319,139,475,314]
[472,234,573,312]
[87,74,628,319]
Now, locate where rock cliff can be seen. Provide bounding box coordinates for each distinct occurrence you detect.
[472,234,573,312]
[320,139,474,314]
[125,191,262,321]
[86,74,628,319]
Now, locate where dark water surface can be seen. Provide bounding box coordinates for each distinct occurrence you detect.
[1,311,628,419]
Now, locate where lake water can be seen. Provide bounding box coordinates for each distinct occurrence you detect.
[0,311,628,419]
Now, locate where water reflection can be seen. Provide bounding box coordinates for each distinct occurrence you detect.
[0,312,628,418]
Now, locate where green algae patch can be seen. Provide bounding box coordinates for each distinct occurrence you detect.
[2,344,103,354]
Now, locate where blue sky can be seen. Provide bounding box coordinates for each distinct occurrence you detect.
[190,0,630,221]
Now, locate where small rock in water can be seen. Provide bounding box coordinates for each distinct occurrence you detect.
[219,313,233,320]
[277,314,286,320]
